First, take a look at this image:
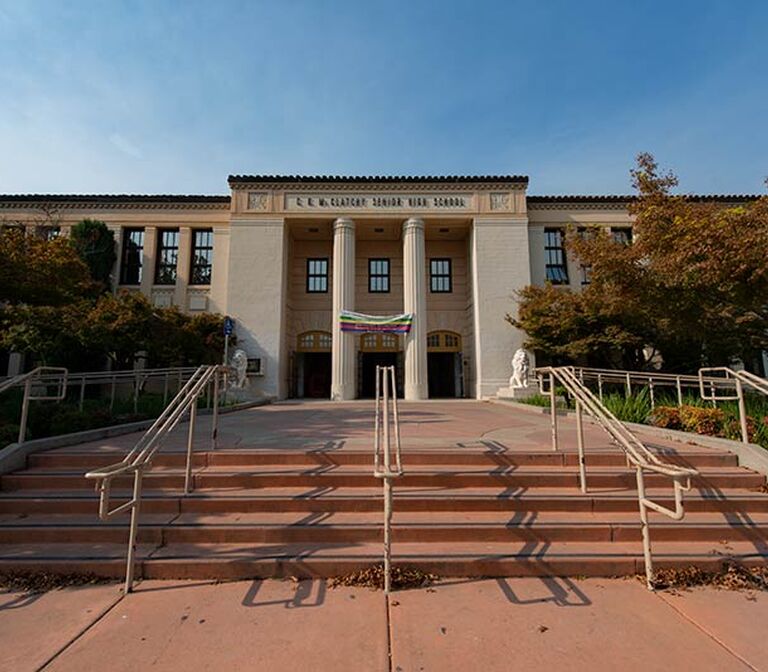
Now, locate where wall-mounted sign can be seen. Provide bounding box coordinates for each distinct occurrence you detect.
[285,193,473,211]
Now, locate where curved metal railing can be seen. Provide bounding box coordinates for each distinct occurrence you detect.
[537,366,697,589]
[85,364,227,593]
[699,367,768,444]
[0,367,68,443]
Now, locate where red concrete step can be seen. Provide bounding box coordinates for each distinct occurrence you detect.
[1,488,766,515]
[2,466,762,491]
[0,540,764,580]
[27,449,738,470]
[1,511,766,545]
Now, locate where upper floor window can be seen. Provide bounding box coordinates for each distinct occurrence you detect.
[368,258,390,293]
[611,228,633,245]
[36,225,60,241]
[155,229,179,285]
[120,228,144,285]
[306,258,328,293]
[190,229,214,285]
[544,228,569,284]
[430,258,452,293]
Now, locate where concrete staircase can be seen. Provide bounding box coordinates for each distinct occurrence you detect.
[1,447,767,580]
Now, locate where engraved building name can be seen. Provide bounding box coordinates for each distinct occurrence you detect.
[284,193,472,210]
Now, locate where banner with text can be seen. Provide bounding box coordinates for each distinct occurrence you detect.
[339,311,413,334]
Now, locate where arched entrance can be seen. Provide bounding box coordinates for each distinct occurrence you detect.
[296,331,332,398]
[358,332,403,398]
[427,331,463,398]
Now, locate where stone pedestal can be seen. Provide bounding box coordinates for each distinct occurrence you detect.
[496,386,538,400]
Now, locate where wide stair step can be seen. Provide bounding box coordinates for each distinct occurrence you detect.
[0,446,765,580]
[0,540,764,580]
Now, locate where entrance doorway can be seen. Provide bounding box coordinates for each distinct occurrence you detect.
[427,331,463,398]
[358,333,403,398]
[295,331,332,398]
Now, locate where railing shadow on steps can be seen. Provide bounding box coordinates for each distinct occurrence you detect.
[536,366,698,590]
[84,364,228,593]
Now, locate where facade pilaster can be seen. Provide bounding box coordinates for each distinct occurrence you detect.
[174,226,192,309]
[139,226,157,296]
[331,217,356,400]
[403,217,428,400]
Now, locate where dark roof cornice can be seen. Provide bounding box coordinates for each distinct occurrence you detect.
[0,194,231,210]
[528,193,762,205]
[228,174,528,186]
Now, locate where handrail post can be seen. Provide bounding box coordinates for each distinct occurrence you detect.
[625,372,632,397]
[549,372,558,451]
[648,379,655,409]
[575,400,587,493]
[597,373,604,403]
[185,395,198,494]
[675,376,682,407]
[125,468,143,593]
[17,377,32,444]
[736,378,749,445]
[635,466,654,590]
[211,369,220,450]
[79,377,86,411]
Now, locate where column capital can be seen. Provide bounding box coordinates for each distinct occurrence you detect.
[333,217,355,232]
[403,217,425,233]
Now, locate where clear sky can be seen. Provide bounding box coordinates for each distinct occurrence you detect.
[1,0,766,196]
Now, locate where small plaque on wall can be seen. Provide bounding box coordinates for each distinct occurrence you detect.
[188,294,208,311]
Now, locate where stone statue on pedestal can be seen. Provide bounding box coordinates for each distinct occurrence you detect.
[509,348,531,389]
[230,349,249,389]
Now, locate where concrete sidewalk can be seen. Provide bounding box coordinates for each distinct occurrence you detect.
[1,578,766,672]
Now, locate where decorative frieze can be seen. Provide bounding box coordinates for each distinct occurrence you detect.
[490,193,511,210]
[247,192,270,210]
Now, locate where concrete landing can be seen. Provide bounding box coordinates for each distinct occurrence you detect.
[2,578,766,672]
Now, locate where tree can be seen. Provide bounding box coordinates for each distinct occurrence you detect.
[509,154,768,372]
[69,219,117,291]
[80,291,156,369]
[0,227,94,306]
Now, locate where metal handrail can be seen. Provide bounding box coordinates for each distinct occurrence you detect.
[566,366,737,407]
[373,365,403,593]
[699,367,768,444]
[537,366,697,590]
[84,364,226,593]
[0,367,68,444]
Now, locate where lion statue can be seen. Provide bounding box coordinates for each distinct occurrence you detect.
[509,348,530,389]
[229,349,249,389]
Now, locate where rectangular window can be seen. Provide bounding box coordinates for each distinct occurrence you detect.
[306,258,329,293]
[430,258,452,293]
[368,258,390,293]
[155,229,179,285]
[611,228,633,245]
[120,228,145,285]
[544,228,569,284]
[190,229,214,285]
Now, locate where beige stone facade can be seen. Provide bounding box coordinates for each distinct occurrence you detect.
[3,176,744,400]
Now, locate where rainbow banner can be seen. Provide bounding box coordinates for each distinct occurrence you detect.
[340,310,413,334]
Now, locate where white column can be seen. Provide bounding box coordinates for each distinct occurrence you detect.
[331,218,356,400]
[403,217,428,400]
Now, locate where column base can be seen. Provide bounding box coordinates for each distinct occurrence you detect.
[331,383,357,401]
[404,383,428,401]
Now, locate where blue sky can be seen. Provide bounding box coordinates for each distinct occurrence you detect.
[0,0,766,196]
